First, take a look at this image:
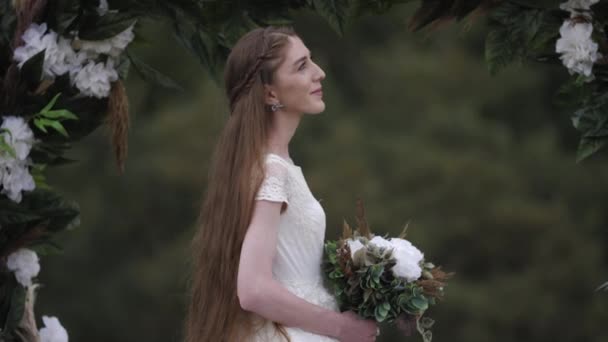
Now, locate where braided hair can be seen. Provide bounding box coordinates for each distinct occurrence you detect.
[225,26,296,113]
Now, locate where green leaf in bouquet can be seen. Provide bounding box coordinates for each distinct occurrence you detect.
[374,301,390,322]
[411,296,429,312]
[422,270,434,279]
[329,269,343,279]
[397,293,409,307]
[371,264,383,283]
[333,284,344,296]
[424,262,435,269]
[363,288,373,303]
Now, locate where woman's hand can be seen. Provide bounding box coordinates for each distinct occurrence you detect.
[336,311,379,342]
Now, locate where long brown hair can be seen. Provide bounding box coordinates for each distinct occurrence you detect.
[184,26,297,342]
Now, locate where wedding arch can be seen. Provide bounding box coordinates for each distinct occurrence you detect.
[1,0,605,340]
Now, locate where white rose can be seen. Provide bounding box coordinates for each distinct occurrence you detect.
[1,116,35,161]
[346,238,365,259]
[389,238,424,282]
[369,235,393,250]
[70,59,118,98]
[6,248,40,287]
[39,316,69,342]
[556,20,600,79]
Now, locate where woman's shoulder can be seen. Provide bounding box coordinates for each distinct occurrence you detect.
[264,153,301,171]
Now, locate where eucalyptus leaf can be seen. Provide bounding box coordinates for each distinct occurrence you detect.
[411,296,429,311]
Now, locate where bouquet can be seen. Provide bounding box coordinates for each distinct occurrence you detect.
[323,200,452,341]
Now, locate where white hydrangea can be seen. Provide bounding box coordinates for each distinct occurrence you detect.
[1,116,35,160]
[39,316,69,342]
[13,23,80,78]
[1,159,35,202]
[70,59,118,98]
[560,0,599,15]
[0,116,35,203]
[97,0,109,16]
[389,238,424,282]
[6,248,40,287]
[347,238,365,259]
[48,36,80,76]
[76,24,135,58]
[13,22,48,68]
[556,20,600,79]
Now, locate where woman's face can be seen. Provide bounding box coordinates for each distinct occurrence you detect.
[265,36,326,115]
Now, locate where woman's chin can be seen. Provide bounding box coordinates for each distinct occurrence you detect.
[306,102,326,114]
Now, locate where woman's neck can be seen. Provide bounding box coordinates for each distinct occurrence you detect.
[266,111,302,158]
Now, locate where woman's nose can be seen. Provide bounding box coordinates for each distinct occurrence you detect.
[315,63,326,81]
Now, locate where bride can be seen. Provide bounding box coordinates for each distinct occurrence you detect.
[184,26,378,342]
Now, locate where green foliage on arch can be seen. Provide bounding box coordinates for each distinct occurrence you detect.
[1,0,607,340]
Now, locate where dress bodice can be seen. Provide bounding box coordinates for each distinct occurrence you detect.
[252,153,339,342]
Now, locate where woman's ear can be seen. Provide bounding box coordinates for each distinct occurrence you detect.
[264,84,279,106]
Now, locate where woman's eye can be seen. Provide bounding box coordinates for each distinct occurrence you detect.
[299,62,306,71]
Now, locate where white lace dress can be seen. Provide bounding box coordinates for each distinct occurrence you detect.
[251,153,340,342]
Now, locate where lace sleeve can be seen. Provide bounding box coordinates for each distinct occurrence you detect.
[255,158,289,205]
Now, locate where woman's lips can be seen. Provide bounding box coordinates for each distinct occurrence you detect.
[311,88,323,96]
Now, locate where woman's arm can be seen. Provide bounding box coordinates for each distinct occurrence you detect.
[237,199,344,339]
